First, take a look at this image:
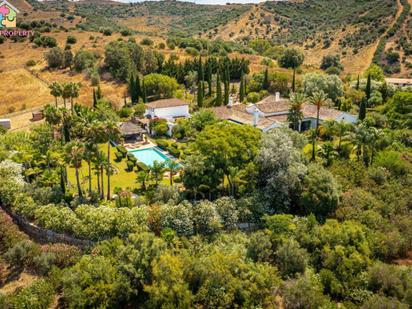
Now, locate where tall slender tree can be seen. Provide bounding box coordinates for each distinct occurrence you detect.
[356,75,360,90]
[239,71,245,103]
[206,61,212,97]
[93,88,98,108]
[49,82,62,107]
[309,91,330,161]
[96,85,103,100]
[288,92,306,131]
[136,74,142,102]
[224,69,230,106]
[365,73,372,103]
[142,79,147,103]
[263,68,270,90]
[103,120,120,200]
[216,71,222,106]
[359,97,367,121]
[129,75,137,104]
[66,141,84,198]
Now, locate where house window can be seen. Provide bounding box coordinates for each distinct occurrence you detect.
[300,120,311,132]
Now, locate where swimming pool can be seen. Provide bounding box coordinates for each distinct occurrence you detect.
[129,147,174,167]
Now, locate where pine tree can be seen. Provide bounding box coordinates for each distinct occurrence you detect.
[239,71,245,103]
[359,97,366,120]
[365,74,372,101]
[263,68,270,90]
[93,88,98,108]
[216,71,222,106]
[142,79,147,103]
[136,74,141,103]
[356,75,360,90]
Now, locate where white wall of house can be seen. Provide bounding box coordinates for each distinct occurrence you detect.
[335,113,358,124]
[146,105,190,120]
[0,119,11,130]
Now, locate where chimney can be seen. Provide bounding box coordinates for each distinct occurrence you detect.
[253,108,259,127]
[275,92,280,102]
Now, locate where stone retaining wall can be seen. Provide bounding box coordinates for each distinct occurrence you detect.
[1,206,94,249]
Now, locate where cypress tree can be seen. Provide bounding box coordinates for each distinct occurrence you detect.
[365,74,372,101]
[135,74,141,103]
[239,71,245,103]
[93,88,98,108]
[356,75,360,90]
[97,85,102,100]
[359,97,366,121]
[292,69,296,93]
[129,75,137,104]
[207,61,212,97]
[198,57,205,97]
[224,69,230,106]
[263,68,270,90]
[197,81,203,108]
[142,79,147,103]
[216,71,222,106]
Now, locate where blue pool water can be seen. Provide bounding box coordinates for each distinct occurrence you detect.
[129,147,172,167]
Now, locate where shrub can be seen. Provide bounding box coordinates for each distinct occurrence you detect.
[1,279,55,309]
[192,200,222,235]
[32,252,56,275]
[141,38,154,46]
[5,240,40,270]
[374,150,410,176]
[66,35,77,44]
[116,145,128,157]
[136,161,149,171]
[26,59,36,67]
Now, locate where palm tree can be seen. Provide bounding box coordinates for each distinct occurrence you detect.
[318,142,337,166]
[70,82,81,111]
[350,124,380,167]
[61,83,71,109]
[136,170,148,191]
[102,120,120,200]
[166,160,180,186]
[49,82,62,107]
[92,150,106,200]
[288,92,306,131]
[310,91,330,135]
[334,121,352,154]
[308,128,318,162]
[309,91,330,161]
[66,141,85,198]
[150,161,165,187]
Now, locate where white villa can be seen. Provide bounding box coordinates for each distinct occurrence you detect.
[385,78,412,88]
[143,98,190,136]
[211,93,357,132]
[145,98,190,119]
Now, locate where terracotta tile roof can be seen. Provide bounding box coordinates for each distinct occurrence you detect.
[146,98,189,109]
[302,104,343,120]
[119,122,146,135]
[385,78,412,86]
[209,105,276,130]
[267,114,289,122]
[255,95,291,114]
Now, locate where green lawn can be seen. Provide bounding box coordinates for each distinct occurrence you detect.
[67,144,176,195]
